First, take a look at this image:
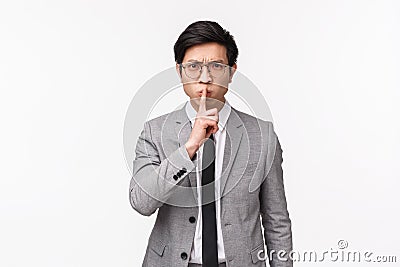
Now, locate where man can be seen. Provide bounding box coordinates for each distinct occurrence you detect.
[129,21,293,267]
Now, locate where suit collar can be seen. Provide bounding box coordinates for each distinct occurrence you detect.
[175,100,241,127]
[184,100,232,131]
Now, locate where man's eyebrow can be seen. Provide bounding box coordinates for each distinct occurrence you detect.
[186,59,226,63]
[210,59,225,63]
[187,59,228,64]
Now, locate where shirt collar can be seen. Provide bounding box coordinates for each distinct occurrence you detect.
[185,99,232,131]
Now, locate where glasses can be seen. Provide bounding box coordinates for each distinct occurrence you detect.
[180,61,230,80]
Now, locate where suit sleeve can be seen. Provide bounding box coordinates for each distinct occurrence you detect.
[259,125,293,267]
[129,121,196,216]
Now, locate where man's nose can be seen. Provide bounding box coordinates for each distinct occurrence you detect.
[198,65,212,83]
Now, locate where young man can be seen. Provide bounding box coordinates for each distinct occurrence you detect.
[129,21,293,267]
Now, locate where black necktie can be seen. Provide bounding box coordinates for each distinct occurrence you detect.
[201,134,218,266]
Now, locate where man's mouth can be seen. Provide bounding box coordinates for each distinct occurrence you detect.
[198,92,212,97]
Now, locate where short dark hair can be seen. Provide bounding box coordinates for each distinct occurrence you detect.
[174,21,239,67]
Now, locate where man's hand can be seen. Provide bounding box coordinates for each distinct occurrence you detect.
[185,88,219,159]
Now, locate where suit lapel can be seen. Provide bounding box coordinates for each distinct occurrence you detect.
[220,107,244,196]
[174,105,198,200]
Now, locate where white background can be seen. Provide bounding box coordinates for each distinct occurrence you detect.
[1,0,399,266]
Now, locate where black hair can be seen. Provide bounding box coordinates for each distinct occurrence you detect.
[174,21,239,67]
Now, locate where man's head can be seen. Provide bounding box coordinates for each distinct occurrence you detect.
[174,21,238,109]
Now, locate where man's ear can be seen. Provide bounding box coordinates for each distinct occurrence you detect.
[229,63,237,83]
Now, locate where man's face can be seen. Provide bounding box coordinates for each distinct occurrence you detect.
[176,42,237,110]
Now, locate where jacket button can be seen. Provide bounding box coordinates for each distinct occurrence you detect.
[177,172,182,177]
[182,167,187,172]
[189,216,196,223]
[179,170,185,175]
[181,252,188,260]
[173,175,178,180]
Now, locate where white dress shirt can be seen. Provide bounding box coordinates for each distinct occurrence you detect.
[185,100,231,264]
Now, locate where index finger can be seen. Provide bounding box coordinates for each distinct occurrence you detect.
[198,87,207,114]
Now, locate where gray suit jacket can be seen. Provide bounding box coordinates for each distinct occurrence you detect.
[129,104,293,267]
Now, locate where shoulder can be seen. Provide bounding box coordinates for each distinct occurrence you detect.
[142,108,184,137]
[231,107,275,134]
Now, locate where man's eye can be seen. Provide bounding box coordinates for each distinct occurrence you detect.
[212,63,223,69]
[188,64,199,69]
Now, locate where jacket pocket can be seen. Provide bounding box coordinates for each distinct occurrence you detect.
[149,239,167,257]
[250,242,265,264]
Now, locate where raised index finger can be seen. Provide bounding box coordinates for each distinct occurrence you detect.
[198,87,207,114]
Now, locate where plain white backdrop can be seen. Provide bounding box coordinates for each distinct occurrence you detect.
[0,0,399,266]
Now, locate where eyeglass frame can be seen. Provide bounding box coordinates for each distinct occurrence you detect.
[179,61,233,80]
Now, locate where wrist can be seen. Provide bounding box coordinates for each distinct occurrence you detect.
[185,141,199,159]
